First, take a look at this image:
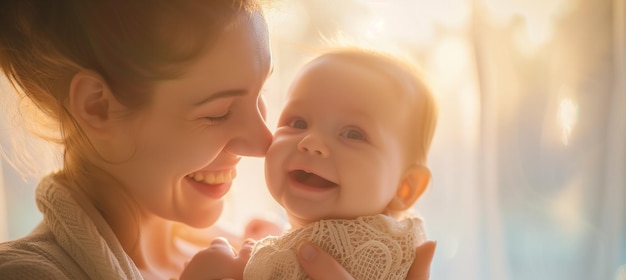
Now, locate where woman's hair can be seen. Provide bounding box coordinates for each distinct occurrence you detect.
[0,0,263,241]
[0,0,261,171]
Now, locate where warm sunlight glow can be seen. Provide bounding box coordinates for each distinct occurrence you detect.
[431,37,472,82]
[263,2,309,39]
[558,97,578,146]
[513,14,555,54]
[482,0,576,53]
[366,17,385,37]
[362,0,469,46]
[1,1,623,279]
[459,87,480,143]
[361,1,434,46]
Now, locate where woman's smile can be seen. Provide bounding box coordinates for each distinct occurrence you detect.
[186,168,236,199]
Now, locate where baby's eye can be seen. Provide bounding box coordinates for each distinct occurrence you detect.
[340,128,366,141]
[289,118,308,129]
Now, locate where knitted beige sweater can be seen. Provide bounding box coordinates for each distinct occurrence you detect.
[243,214,425,280]
[0,175,142,280]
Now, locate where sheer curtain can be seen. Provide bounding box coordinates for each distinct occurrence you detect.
[1,0,624,279]
[466,0,625,279]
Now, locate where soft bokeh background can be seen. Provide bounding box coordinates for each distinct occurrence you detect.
[1,0,624,279]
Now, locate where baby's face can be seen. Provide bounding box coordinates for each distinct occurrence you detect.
[265,56,416,228]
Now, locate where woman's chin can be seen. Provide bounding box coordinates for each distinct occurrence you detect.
[182,203,224,229]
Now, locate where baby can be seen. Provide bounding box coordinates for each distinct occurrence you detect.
[243,47,438,279]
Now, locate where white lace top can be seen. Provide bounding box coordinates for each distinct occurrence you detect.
[243,214,426,280]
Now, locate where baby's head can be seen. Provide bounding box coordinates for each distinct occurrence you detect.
[265,47,437,228]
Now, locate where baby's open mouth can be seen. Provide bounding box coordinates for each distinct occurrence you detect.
[289,170,337,189]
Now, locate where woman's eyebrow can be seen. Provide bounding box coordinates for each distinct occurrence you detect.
[193,89,247,106]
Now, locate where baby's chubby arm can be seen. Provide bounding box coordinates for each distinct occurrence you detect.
[180,238,253,280]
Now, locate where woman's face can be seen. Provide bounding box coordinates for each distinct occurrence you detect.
[108,12,273,228]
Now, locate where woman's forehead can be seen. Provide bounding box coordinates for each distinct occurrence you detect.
[151,11,272,105]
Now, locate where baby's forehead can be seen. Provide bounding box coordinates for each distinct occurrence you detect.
[310,51,435,154]
[316,51,423,88]
[297,60,409,102]
[297,53,428,118]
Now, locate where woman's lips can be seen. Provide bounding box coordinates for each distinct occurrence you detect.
[186,168,236,199]
[187,177,232,199]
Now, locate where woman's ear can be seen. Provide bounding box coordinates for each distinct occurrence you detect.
[68,70,119,133]
[68,70,135,162]
[387,164,431,212]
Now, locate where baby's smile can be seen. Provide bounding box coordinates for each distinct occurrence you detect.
[288,170,337,189]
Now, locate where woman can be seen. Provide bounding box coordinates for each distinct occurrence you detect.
[0,0,435,279]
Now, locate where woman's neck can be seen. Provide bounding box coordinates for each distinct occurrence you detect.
[65,171,190,279]
[98,191,189,278]
[131,215,187,279]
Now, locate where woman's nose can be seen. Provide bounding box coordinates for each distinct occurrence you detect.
[244,117,272,157]
[297,133,329,158]
[225,104,272,157]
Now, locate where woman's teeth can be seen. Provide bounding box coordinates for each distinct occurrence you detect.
[187,169,236,184]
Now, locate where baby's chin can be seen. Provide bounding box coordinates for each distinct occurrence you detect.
[285,212,326,230]
[286,211,373,230]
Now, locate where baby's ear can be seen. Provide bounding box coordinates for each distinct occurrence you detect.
[387,165,431,212]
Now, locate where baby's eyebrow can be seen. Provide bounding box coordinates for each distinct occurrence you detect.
[193,89,247,106]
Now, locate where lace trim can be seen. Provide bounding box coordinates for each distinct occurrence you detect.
[244,214,425,280]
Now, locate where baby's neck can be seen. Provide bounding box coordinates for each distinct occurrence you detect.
[287,214,383,232]
[287,216,315,231]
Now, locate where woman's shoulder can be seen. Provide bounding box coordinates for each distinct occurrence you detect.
[0,242,65,279]
[0,226,86,279]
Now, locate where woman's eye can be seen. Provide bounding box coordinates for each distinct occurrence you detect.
[340,128,366,141]
[204,110,231,124]
[289,118,308,129]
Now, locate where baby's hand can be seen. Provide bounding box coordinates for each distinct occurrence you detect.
[180,238,254,280]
